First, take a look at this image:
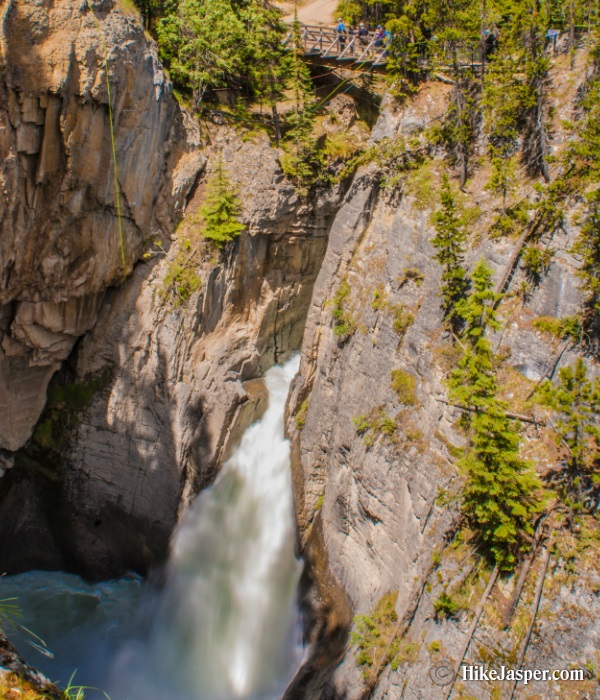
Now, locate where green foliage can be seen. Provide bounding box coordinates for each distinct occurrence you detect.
[351,592,399,679]
[398,267,424,287]
[405,160,436,210]
[295,398,310,430]
[331,279,357,341]
[433,591,459,619]
[156,0,245,107]
[437,77,480,187]
[390,369,418,406]
[371,288,388,310]
[353,407,397,446]
[385,16,423,101]
[489,200,529,238]
[161,250,202,307]
[572,190,600,330]
[391,304,414,339]
[46,375,111,413]
[19,372,111,480]
[198,159,245,247]
[482,17,552,181]
[337,0,362,25]
[533,315,582,342]
[448,261,543,570]
[537,359,600,505]
[485,155,518,212]
[521,245,554,283]
[281,12,319,192]
[431,176,469,330]
[155,0,290,115]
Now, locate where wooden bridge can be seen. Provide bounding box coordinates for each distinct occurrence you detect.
[283,25,389,69]
[283,23,490,74]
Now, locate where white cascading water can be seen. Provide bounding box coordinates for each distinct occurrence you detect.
[0,356,303,700]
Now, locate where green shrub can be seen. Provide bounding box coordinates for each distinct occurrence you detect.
[332,279,357,341]
[390,369,418,405]
[522,246,554,283]
[371,288,388,310]
[352,414,370,434]
[433,591,459,619]
[199,158,245,247]
[391,304,415,339]
[161,256,202,307]
[295,398,309,429]
[397,267,425,287]
[351,592,399,679]
[533,315,582,342]
[352,408,397,446]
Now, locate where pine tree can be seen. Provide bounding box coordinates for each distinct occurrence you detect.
[242,2,288,143]
[538,359,600,506]
[286,11,315,145]
[199,159,245,247]
[571,78,600,338]
[156,0,245,109]
[281,11,317,189]
[385,16,423,101]
[448,261,543,570]
[431,176,469,331]
[439,77,481,189]
[485,155,518,212]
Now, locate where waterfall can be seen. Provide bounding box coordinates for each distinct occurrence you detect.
[0,356,303,700]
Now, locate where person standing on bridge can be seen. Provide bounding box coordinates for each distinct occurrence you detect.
[337,18,347,49]
[358,23,369,45]
[374,25,385,47]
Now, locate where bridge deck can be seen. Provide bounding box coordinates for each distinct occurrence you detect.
[283,25,388,66]
[283,24,492,74]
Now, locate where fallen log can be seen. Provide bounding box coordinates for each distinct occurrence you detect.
[437,399,544,426]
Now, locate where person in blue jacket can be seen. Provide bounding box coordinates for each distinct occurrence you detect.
[337,18,347,49]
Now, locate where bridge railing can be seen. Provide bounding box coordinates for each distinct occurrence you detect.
[284,24,388,64]
[284,24,489,70]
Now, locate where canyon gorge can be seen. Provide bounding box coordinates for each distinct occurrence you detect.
[0,0,599,699]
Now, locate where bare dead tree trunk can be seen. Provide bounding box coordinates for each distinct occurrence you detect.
[502,517,546,628]
[569,0,576,69]
[508,546,551,700]
[272,104,281,144]
[441,564,499,700]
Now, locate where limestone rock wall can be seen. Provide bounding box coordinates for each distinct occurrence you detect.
[285,72,600,700]
[0,0,202,455]
[0,124,348,578]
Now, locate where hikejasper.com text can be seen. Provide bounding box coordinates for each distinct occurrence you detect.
[462,664,585,684]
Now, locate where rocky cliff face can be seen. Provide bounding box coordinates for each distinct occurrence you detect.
[0,20,344,577]
[1,1,599,696]
[285,64,600,700]
[0,0,202,461]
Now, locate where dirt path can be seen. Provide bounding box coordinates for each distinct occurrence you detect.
[280,0,338,25]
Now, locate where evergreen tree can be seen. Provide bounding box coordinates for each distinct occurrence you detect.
[431,176,469,331]
[156,0,245,109]
[538,359,600,506]
[199,159,245,247]
[572,191,600,331]
[385,16,424,101]
[242,2,288,142]
[571,78,600,338]
[281,12,317,189]
[438,76,481,189]
[448,261,542,570]
[485,155,518,212]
